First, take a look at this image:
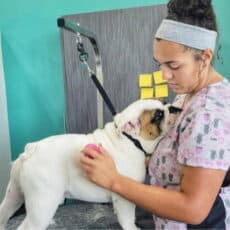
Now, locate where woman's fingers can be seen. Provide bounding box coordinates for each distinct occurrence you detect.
[82,146,103,159]
[98,145,109,156]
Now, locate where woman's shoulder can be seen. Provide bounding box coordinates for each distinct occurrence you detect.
[207,78,230,96]
[205,78,230,109]
[192,78,230,112]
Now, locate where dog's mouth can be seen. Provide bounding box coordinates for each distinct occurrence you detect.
[122,120,140,135]
[127,121,136,129]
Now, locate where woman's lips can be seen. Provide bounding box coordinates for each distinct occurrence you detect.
[168,83,177,89]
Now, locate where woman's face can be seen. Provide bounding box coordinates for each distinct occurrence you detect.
[153,39,202,94]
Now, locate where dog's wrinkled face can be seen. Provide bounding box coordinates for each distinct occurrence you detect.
[135,106,181,153]
[114,99,182,154]
[139,105,182,139]
[139,109,165,141]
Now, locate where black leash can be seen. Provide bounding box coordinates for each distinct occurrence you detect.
[91,70,147,155]
[90,73,116,116]
[122,132,148,156]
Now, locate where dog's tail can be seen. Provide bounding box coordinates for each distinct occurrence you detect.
[10,144,37,189]
[20,142,39,161]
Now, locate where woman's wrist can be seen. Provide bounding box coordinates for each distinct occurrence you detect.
[110,173,123,193]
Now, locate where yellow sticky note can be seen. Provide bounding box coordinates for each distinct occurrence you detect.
[140,88,154,99]
[155,84,168,98]
[153,71,167,84]
[139,74,152,87]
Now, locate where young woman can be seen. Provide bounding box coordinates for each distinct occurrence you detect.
[80,0,230,228]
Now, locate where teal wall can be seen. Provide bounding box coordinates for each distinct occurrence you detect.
[0,0,229,159]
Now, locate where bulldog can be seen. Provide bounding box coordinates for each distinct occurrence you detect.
[0,99,181,230]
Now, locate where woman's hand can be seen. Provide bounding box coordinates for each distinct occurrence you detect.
[79,145,119,190]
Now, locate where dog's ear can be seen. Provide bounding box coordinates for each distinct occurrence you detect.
[168,105,183,114]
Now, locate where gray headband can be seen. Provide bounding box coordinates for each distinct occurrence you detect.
[155,19,217,51]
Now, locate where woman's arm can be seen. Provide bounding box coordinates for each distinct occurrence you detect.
[79,146,226,225]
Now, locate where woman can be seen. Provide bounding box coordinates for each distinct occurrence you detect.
[80,0,230,228]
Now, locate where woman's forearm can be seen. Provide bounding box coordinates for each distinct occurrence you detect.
[111,174,203,224]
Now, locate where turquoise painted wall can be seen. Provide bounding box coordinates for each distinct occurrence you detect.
[0,0,229,159]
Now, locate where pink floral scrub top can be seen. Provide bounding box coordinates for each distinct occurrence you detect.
[148,79,230,229]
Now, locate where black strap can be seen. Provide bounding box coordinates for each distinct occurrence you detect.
[91,73,117,116]
[222,167,230,187]
[122,132,148,156]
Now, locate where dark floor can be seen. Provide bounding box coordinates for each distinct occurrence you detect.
[6,201,154,230]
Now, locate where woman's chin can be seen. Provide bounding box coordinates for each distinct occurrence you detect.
[170,86,183,94]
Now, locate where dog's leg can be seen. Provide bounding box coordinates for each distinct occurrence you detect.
[112,194,140,230]
[0,181,24,230]
[17,189,64,230]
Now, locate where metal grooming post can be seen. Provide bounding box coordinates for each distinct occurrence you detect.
[0,33,11,202]
[57,18,104,129]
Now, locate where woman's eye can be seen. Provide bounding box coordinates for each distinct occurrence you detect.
[168,64,180,70]
[153,58,181,70]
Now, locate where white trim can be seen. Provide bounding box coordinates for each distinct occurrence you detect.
[0,33,11,202]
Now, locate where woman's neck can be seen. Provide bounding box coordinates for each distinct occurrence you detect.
[191,67,223,95]
[183,68,223,107]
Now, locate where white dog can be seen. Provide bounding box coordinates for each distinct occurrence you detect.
[0,99,181,230]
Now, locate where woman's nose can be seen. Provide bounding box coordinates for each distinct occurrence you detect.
[161,66,173,80]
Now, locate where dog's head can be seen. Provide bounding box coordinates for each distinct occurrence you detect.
[114,99,182,154]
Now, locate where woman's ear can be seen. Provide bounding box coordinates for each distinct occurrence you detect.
[201,48,214,68]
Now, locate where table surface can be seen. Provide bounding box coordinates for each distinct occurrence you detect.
[6,202,154,230]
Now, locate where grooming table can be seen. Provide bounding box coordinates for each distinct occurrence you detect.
[6,201,154,229]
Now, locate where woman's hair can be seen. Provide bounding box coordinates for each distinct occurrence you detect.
[166,0,218,33]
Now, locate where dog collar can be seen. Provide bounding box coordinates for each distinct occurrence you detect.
[122,131,148,156]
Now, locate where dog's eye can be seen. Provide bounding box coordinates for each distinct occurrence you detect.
[151,109,164,124]
[155,110,164,118]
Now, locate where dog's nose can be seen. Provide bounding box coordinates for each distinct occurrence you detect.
[151,109,164,125]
